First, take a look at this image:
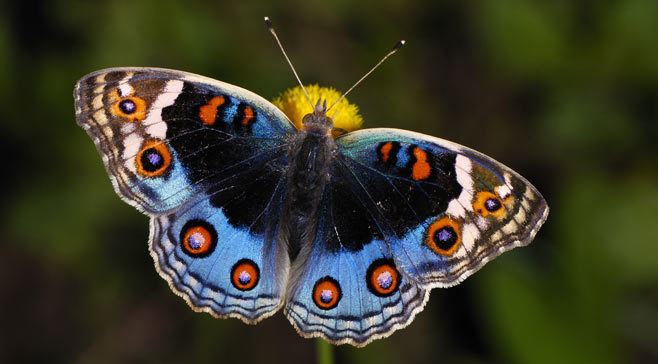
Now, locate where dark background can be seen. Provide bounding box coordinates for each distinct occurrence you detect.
[1,0,657,363]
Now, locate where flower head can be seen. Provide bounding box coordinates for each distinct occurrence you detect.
[272,85,364,134]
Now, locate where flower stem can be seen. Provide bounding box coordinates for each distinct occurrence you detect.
[316,338,335,364]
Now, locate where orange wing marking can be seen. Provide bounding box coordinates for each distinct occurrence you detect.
[199,96,225,125]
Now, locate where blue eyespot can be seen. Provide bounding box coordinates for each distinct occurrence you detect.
[119,99,136,114]
[485,197,502,212]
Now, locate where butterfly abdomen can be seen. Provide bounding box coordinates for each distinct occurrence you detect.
[283,131,336,259]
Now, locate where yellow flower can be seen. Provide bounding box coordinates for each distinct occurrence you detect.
[272,85,364,133]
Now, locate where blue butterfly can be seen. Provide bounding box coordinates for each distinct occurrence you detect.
[74,44,547,347]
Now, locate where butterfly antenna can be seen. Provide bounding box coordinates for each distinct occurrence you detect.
[264,16,314,109]
[327,40,406,112]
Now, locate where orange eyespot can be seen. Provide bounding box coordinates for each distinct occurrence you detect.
[231,259,260,291]
[425,216,462,256]
[411,147,431,181]
[180,220,217,258]
[111,90,147,121]
[135,140,172,178]
[366,259,400,297]
[313,276,342,310]
[199,96,225,125]
[473,191,507,219]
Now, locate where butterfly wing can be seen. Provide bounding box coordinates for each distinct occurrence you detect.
[335,128,549,287]
[284,127,547,346]
[74,68,295,322]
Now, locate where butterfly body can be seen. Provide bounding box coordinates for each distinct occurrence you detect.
[282,104,336,260]
[75,67,548,346]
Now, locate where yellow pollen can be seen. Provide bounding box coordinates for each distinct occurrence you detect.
[272,85,364,134]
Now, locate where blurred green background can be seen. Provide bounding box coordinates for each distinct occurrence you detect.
[1,0,657,363]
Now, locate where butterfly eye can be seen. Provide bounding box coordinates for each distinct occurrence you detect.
[180,220,217,258]
[473,191,507,219]
[366,259,400,297]
[312,276,342,310]
[112,93,147,121]
[135,140,172,177]
[231,259,260,291]
[425,216,462,256]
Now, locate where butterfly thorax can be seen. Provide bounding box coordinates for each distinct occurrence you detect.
[283,104,336,259]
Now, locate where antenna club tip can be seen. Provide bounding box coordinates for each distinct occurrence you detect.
[392,40,406,51]
[264,16,273,28]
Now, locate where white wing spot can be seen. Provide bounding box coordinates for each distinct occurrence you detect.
[143,80,184,139]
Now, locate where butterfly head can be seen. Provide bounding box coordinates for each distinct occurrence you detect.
[302,99,334,135]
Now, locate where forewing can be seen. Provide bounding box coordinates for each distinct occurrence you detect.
[74,67,294,214]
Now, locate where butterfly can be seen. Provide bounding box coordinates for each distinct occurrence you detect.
[74,60,547,346]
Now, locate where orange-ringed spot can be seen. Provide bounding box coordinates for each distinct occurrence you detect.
[312,276,342,310]
[425,216,462,256]
[111,91,147,121]
[411,147,431,181]
[135,140,172,178]
[199,95,225,125]
[473,191,507,219]
[231,259,260,291]
[366,259,400,297]
[135,140,171,177]
[180,220,217,258]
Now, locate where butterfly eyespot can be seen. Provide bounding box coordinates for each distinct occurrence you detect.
[312,276,342,310]
[199,95,226,125]
[366,259,400,297]
[425,216,462,256]
[473,191,507,219]
[231,259,260,291]
[135,140,172,177]
[180,220,217,258]
[485,198,502,212]
[111,92,147,121]
[410,146,432,181]
[119,99,136,114]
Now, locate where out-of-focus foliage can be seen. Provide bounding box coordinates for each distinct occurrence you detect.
[1,1,656,363]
